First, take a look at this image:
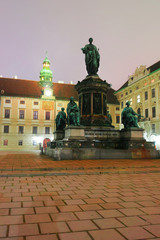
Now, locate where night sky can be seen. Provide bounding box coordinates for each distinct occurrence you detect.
[0,0,160,90]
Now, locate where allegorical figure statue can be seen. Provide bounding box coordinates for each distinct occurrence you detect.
[81,38,100,76]
[56,108,66,130]
[121,101,142,129]
[67,96,80,126]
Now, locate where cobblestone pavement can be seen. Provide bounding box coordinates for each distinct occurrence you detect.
[0,152,160,239]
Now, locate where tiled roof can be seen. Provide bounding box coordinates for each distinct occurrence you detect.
[0,77,119,104]
[0,78,41,98]
[53,83,78,100]
[116,60,160,92]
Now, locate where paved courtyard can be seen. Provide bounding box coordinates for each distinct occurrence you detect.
[0,152,160,239]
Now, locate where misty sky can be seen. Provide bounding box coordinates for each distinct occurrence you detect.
[0,0,160,90]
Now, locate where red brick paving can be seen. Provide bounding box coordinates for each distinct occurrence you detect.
[0,151,160,239]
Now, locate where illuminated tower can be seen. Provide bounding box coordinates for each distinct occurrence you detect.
[39,53,54,98]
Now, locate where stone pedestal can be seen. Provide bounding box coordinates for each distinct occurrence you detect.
[120,128,144,141]
[75,75,111,126]
[120,128,146,149]
[53,130,65,140]
[64,126,86,141]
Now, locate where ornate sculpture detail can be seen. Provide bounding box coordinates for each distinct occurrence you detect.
[67,97,80,126]
[121,101,143,129]
[81,38,100,76]
[56,108,66,130]
[128,65,150,85]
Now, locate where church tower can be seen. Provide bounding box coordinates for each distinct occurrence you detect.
[39,53,54,99]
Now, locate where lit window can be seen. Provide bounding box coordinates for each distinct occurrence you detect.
[145,109,148,118]
[46,112,50,120]
[116,116,120,123]
[5,109,10,118]
[19,126,24,134]
[19,110,25,119]
[4,126,9,133]
[151,79,155,83]
[137,95,140,103]
[144,82,147,86]
[18,140,23,146]
[3,140,8,146]
[32,141,37,146]
[45,127,50,134]
[130,98,132,105]
[152,124,155,133]
[152,88,155,98]
[20,100,25,104]
[5,99,11,103]
[33,126,38,134]
[58,103,63,107]
[33,111,38,120]
[152,107,156,118]
[145,91,148,100]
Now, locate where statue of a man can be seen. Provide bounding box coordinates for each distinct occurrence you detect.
[67,97,80,126]
[81,38,100,76]
[56,108,66,130]
[121,101,142,129]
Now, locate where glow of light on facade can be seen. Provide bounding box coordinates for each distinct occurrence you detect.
[32,136,43,144]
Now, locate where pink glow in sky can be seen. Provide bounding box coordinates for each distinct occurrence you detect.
[0,0,160,90]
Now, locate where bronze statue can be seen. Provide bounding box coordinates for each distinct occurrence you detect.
[121,101,142,129]
[67,97,80,126]
[81,38,100,76]
[56,108,66,130]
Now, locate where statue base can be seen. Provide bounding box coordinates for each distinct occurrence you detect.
[53,130,65,141]
[46,127,158,160]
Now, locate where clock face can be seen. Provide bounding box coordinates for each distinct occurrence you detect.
[45,89,52,97]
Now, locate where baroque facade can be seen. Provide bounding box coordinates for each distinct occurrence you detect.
[0,57,120,150]
[115,60,160,148]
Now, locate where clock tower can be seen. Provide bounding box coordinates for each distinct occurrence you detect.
[39,53,54,99]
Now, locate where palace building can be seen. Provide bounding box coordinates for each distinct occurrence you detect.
[115,60,160,149]
[0,56,120,150]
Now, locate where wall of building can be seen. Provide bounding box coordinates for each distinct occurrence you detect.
[115,67,160,148]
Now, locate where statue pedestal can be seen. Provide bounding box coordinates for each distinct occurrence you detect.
[120,128,146,149]
[120,128,144,141]
[64,126,86,141]
[53,130,65,140]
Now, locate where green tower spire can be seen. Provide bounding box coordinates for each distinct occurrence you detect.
[39,52,53,87]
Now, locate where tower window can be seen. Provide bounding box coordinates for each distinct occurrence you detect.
[33,111,38,120]
[46,112,50,120]
[5,109,10,118]
[4,126,9,133]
